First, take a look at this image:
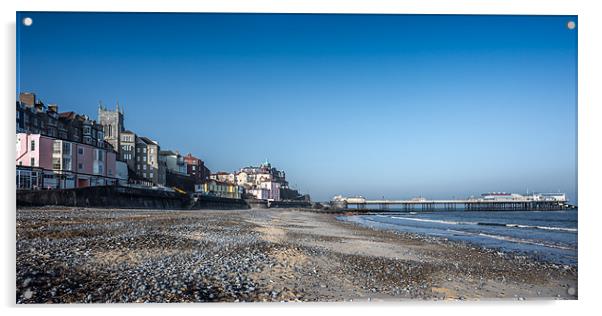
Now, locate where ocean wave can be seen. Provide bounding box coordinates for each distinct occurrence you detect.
[377,215,577,233]
[505,223,577,233]
[387,216,477,225]
[476,232,575,250]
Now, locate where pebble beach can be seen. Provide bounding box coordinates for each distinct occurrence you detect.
[16,207,578,303]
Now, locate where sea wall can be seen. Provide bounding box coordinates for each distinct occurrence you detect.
[17,187,314,210]
[245,199,269,209]
[17,186,186,209]
[269,200,312,209]
[190,195,250,210]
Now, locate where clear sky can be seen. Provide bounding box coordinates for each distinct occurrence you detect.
[16,12,577,202]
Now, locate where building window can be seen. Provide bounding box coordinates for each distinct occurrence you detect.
[78,147,83,155]
[63,142,71,155]
[143,165,147,170]
[53,141,61,154]
[149,172,153,178]
[143,148,147,153]
[30,140,35,151]
[79,163,83,170]
[30,157,35,166]
[52,158,61,170]
[63,157,72,171]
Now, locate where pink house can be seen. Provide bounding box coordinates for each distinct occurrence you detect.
[16,133,117,189]
[260,181,281,201]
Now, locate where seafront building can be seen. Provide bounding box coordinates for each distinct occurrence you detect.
[159,150,187,175]
[232,160,305,201]
[16,93,123,189]
[195,179,242,199]
[119,130,137,171]
[16,93,306,201]
[183,153,210,183]
[206,161,304,202]
[16,132,119,189]
[210,172,236,184]
[135,137,165,186]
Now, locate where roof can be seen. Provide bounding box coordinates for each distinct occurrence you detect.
[138,136,158,145]
[159,150,177,156]
[59,111,76,120]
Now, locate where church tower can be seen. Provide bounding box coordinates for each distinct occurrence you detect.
[98,101,125,153]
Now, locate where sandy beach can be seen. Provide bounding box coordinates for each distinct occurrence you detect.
[16,207,577,303]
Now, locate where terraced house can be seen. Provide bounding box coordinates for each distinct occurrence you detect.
[16,93,119,189]
[135,136,165,186]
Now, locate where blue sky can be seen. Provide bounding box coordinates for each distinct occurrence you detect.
[16,13,577,202]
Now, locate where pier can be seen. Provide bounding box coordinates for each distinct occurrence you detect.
[332,196,570,211]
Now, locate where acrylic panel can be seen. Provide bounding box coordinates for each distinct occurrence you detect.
[15,12,578,303]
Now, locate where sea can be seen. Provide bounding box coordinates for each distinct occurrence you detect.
[338,209,577,266]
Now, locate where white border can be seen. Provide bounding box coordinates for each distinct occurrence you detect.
[2,1,601,316]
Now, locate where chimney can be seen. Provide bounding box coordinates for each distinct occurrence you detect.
[48,104,59,113]
[19,92,36,107]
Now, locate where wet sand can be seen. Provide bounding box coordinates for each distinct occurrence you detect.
[16,207,577,303]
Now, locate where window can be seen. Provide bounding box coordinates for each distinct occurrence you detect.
[62,142,71,155]
[63,157,72,171]
[30,157,35,166]
[143,156,146,162]
[53,141,61,154]
[143,165,147,170]
[149,172,153,178]
[84,126,91,134]
[78,148,83,155]
[52,158,61,169]
[143,148,147,153]
[30,140,35,151]
[192,166,196,171]
[137,147,140,153]
[97,150,104,162]
[79,163,83,170]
